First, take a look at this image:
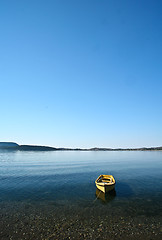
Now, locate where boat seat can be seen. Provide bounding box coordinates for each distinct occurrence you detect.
[98,177,113,183]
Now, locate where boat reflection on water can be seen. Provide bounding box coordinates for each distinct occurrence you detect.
[95,188,116,203]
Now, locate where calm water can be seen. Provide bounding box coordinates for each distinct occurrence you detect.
[0,150,162,239]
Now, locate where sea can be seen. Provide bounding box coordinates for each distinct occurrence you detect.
[0,150,161,239]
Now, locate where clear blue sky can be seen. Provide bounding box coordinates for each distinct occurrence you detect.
[0,0,162,148]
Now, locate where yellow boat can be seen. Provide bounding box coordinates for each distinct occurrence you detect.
[95,175,116,193]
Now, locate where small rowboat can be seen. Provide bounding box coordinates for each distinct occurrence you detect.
[95,175,116,193]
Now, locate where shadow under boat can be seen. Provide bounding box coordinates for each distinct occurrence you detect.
[95,188,116,203]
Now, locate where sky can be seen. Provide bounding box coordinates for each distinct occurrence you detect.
[0,0,162,148]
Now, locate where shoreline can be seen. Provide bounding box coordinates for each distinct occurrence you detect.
[0,142,162,152]
[0,201,161,240]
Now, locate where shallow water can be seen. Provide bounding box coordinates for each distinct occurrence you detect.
[0,150,162,239]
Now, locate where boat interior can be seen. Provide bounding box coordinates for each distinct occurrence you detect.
[97,175,114,183]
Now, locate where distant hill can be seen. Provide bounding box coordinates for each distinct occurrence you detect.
[89,147,162,151]
[0,142,56,151]
[0,142,19,148]
[0,142,162,151]
[19,145,57,151]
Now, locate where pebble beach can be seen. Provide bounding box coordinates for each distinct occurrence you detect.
[0,200,161,240]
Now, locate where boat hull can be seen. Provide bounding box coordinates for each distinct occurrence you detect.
[95,175,116,193]
[96,182,115,193]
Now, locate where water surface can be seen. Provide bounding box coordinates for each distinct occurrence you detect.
[0,150,161,239]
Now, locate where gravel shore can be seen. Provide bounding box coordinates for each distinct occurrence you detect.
[0,201,161,240]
